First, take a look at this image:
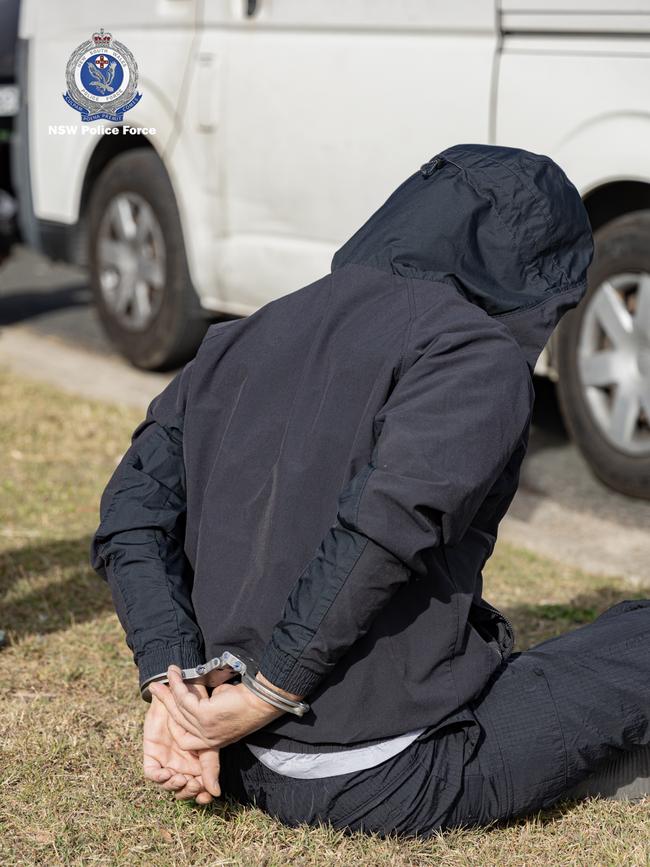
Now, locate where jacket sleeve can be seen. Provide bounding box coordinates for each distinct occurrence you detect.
[89,361,205,691]
[258,307,534,698]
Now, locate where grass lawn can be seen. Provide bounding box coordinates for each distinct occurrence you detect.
[1,368,649,866]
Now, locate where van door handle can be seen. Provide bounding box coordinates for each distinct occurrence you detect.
[246,0,258,17]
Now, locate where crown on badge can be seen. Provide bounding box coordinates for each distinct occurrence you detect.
[92,28,112,48]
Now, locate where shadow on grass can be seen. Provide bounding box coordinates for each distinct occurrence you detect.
[0,535,115,640]
[0,284,91,327]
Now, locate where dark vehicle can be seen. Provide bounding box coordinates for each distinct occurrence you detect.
[0,0,19,259]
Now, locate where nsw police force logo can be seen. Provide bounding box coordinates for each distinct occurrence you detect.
[63,28,142,122]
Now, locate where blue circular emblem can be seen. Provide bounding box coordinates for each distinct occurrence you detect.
[79,52,125,98]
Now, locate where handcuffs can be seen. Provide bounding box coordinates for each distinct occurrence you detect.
[140,650,310,717]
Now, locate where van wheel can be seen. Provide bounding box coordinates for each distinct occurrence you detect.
[556,211,650,499]
[88,149,208,370]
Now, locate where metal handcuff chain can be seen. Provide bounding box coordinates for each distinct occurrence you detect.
[140,650,310,717]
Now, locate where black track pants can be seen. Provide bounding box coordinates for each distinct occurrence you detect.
[218,600,650,838]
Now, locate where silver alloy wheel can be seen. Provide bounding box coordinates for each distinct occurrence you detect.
[96,192,166,331]
[578,272,650,455]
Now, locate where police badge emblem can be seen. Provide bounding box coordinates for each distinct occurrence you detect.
[63,28,142,122]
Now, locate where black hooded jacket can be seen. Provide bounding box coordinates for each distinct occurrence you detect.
[90,144,593,748]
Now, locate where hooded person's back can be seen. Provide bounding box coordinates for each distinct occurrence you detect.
[91,144,594,748]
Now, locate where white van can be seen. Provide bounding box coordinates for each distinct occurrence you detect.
[13,1,650,499]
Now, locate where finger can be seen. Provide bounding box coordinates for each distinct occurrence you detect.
[153,669,207,737]
[143,754,163,780]
[167,666,202,722]
[143,751,174,784]
[160,772,190,792]
[145,764,173,784]
[167,713,212,751]
[194,790,214,805]
[174,777,203,800]
[149,681,205,739]
[199,748,222,798]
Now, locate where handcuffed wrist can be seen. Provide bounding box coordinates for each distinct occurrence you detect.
[138,648,311,716]
[137,641,205,700]
[258,639,324,697]
[240,669,310,716]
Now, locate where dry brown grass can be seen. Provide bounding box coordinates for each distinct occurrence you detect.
[1,369,649,866]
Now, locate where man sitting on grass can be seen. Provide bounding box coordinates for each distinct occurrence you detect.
[91,143,650,838]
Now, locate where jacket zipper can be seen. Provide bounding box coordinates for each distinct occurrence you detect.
[480,597,516,658]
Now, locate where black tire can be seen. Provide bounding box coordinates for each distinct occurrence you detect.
[88,149,208,370]
[556,210,650,500]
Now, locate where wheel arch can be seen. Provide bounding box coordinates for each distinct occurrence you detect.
[547,180,650,371]
[583,180,650,236]
[74,133,159,265]
[542,115,650,376]
[551,111,650,236]
[87,146,208,370]
[545,179,650,378]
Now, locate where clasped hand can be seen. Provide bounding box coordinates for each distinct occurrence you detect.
[143,665,288,803]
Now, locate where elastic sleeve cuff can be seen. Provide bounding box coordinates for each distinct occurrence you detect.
[136,641,205,690]
[258,639,324,697]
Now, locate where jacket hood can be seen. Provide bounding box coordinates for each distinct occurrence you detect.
[332,143,594,368]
